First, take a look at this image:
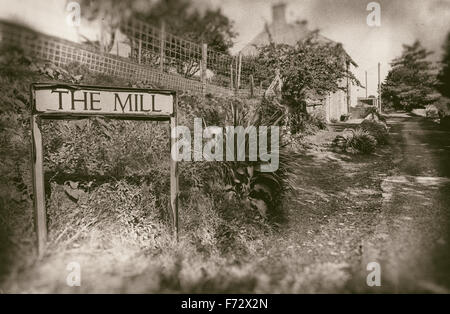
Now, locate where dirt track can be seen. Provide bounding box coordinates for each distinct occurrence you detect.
[359,112,450,293]
[260,112,450,293]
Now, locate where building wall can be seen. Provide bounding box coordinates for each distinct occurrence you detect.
[323,62,359,122]
[324,90,348,122]
[350,81,359,109]
[349,63,360,109]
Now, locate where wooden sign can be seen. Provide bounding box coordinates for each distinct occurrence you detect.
[30,83,179,255]
[32,84,174,118]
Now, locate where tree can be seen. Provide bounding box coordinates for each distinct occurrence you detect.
[134,0,237,78]
[437,32,450,99]
[78,0,237,77]
[134,0,237,54]
[382,41,438,111]
[77,0,158,52]
[255,33,360,113]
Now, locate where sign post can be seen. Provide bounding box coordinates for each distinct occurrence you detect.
[30,83,178,255]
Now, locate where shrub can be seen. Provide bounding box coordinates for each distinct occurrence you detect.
[364,106,386,122]
[331,135,347,151]
[0,45,175,271]
[289,109,327,135]
[425,105,440,119]
[179,97,300,222]
[360,120,389,145]
[310,109,328,130]
[346,129,377,154]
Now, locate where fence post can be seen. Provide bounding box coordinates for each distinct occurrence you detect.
[230,60,234,90]
[237,53,242,90]
[234,56,238,96]
[31,113,47,256]
[201,43,208,97]
[160,20,165,72]
[130,33,134,60]
[138,39,142,64]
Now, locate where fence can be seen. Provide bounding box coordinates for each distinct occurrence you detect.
[121,19,268,94]
[0,20,267,98]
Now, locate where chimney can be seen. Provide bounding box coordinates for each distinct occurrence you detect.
[272,3,287,26]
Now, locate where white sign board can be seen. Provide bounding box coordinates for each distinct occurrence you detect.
[33,84,174,118]
[30,83,178,255]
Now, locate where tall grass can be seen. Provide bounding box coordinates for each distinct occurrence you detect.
[0,44,304,292]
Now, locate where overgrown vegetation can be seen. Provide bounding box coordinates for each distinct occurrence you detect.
[332,119,388,155]
[254,33,360,114]
[437,32,450,100]
[0,32,395,292]
[345,129,377,154]
[78,0,237,78]
[0,43,301,291]
[360,120,389,145]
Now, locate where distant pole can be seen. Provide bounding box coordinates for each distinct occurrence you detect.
[365,71,368,98]
[378,62,382,112]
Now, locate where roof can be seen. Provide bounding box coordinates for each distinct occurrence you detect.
[240,21,311,56]
[240,4,357,67]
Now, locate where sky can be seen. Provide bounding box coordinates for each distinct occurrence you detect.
[209,0,450,96]
[1,0,450,96]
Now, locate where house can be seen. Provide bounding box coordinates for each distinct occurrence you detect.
[240,3,358,122]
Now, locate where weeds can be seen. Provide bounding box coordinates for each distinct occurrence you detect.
[345,129,377,154]
[0,44,302,292]
[361,120,389,145]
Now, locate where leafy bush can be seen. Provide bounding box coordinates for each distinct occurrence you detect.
[310,109,328,130]
[331,135,347,151]
[0,45,38,278]
[256,34,360,112]
[178,96,300,222]
[360,120,389,145]
[0,44,175,279]
[346,129,377,154]
[0,42,303,293]
[363,106,386,122]
[289,109,327,135]
[425,105,440,119]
